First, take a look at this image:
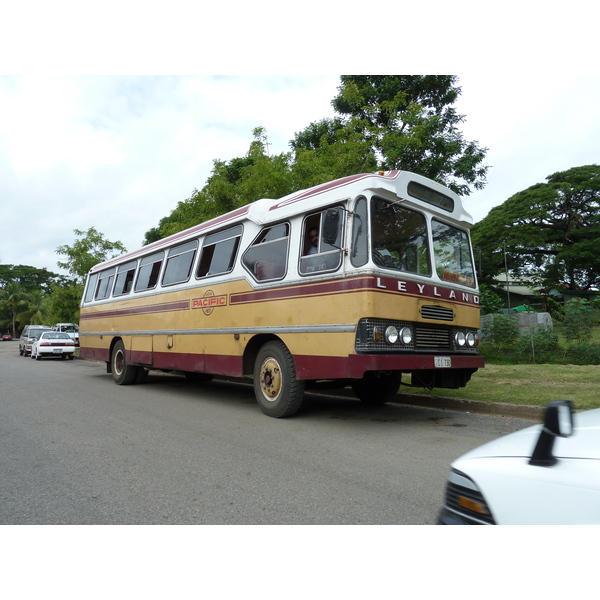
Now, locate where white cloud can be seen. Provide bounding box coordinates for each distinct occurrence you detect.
[0,74,598,277]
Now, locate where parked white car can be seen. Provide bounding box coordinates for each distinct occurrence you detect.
[438,400,600,524]
[31,331,76,360]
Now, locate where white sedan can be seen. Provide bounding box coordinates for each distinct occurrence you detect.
[438,400,600,524]
[31,331,76,360]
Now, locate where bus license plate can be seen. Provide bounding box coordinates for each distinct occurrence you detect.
[434,356,451,368]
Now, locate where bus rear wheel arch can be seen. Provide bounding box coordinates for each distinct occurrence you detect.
[253,340,305,418]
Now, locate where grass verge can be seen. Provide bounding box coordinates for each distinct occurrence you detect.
[407,364,600,411]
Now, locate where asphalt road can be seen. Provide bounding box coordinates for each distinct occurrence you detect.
[0,340,530,525]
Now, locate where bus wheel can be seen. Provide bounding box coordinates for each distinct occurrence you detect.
[254,341,305,418]
[351,371,401,405]
[111,340,139,385]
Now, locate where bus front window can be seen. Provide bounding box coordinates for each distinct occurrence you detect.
[370,197,431,275]
[432,219,476,288]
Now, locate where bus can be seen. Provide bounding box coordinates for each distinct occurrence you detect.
[79,170,484,418]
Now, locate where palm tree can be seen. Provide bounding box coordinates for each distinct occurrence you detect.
[17,289,47,327]
[0,282,30,337]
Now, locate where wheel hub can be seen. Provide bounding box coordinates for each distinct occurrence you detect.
[260,358,282,402]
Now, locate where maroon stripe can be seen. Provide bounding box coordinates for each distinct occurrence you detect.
[80,300,190,320]
[230,275,479,306]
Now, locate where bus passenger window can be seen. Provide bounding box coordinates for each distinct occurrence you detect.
[135,252,164,292]
[242,224,289,281]
[162,240,198,286]
[299,209,343,275]
[113,261,137,297]
[84,273,99,303]
[95,268,115,300]
[197,225,242,278]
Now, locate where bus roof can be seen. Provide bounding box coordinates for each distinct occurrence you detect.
[90,170,472,274]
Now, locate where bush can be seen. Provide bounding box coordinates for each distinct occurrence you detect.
[515,328,561,363]
[564,345,600,365]
[562,298,594,344]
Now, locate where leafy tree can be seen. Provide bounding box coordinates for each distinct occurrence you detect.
[56,227,127,282]
[0,264,59,294]
[44,281,82,324]
[0,282,30,336]
[472,165,600,291]
[144,77,489,243]
[294,75,489,196]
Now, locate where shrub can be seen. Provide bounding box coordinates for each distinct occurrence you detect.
[562,298,594,344]
[564,345,600,365]
[515,327,561,363]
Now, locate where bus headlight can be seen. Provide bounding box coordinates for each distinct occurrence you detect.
[466,332,476,347]
[385,326,399,344]
[455,331,466,347]
[399,327,413,345]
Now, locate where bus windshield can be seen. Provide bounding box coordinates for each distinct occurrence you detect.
[369,196,476,287]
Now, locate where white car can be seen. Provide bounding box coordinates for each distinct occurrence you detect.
[31,331,76,360]
[438,400,600,524]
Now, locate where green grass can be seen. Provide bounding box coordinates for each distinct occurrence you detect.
[407,363,600,411]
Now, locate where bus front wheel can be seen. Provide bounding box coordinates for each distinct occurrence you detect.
[351,371,401,405]
[111,340,139,385]
[253,341,305,418]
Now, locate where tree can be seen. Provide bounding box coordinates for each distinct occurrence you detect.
[0,282,30,337]
[0,264,59,294]
[56,227,127,282]
[294,75,489,196]
[144,77,489,244]
[472,165,600,291]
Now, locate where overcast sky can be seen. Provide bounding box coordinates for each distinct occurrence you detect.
[1,1,598,279]
[1,73,598,277]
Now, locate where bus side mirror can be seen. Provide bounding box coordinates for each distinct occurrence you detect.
[529,400,574,467]
[322,208,342,246]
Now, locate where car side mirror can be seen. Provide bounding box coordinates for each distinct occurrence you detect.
[529,400,574,467]
[322,207,342,246]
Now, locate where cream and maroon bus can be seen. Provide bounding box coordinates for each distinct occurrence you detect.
[79,170,483,418]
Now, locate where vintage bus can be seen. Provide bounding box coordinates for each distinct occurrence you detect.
[79,170,484,418]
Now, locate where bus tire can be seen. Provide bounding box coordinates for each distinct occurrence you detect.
[253,341,305,418]
[111,340,139,385]
[351,371,401,405]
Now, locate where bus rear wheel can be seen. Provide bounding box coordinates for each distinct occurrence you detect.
[351,371,401,405]
[253,341,305,418]
[111,340,139,385]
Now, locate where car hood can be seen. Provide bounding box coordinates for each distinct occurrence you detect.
[458,407,600,462]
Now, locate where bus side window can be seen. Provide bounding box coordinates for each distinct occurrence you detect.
[350,197,368,267]
[84,273,99,303]
[113,261,138,297]
[197,225,243,278]
[135,252,164,292]
[95,268,115,300]
[242,223,289,281]
[299,209,343,275]
[162,240,198,286]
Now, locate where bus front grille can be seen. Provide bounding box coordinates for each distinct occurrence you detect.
[415,326,451,350]
[420,305,454,321]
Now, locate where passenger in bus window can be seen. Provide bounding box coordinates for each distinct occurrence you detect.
[306,227,319,255]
